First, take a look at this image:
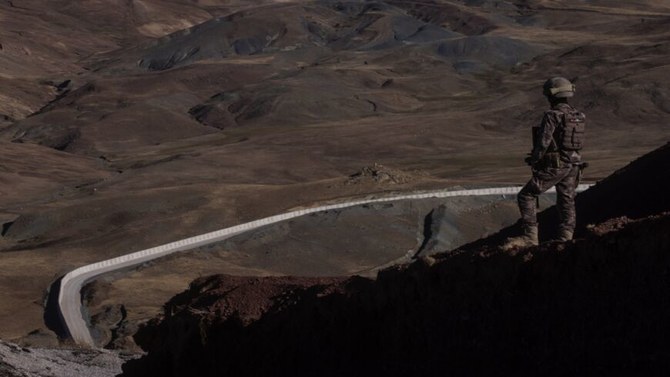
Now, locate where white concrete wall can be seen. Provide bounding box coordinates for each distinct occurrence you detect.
[57,184,592,346]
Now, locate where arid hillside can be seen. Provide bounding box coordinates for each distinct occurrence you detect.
[1,0,669,346]
[122,143,670,377]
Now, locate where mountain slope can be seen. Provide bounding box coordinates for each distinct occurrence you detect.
[122,141,670,376]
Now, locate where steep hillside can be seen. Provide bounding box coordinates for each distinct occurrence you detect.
[124,217,670,376]
[122,142,670,376]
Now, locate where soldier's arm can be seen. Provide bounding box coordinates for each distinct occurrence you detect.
[530,111,559,163]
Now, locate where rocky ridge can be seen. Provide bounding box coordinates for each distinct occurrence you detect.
[0,340,130,377]
[122,144,670,376]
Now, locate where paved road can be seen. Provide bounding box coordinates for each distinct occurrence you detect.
[57,185,592,346]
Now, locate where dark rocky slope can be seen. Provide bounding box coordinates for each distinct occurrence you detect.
[122,143,670,376]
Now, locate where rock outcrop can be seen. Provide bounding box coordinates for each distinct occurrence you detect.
[0,340,127,377]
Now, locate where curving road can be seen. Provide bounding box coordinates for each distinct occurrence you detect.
[57,184,593,347]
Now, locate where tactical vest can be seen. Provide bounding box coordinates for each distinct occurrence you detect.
[554,107,586,151]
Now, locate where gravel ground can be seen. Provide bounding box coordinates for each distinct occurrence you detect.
[0,340,136,377]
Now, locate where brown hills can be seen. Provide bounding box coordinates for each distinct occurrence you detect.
[0,0,669,349]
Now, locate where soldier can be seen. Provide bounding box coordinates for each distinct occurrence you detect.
[504,77,586,249]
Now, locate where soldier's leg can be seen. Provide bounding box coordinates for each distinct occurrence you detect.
[555,165,580,241]
[517,183,539,231]
[517,168,567,228]
[506,168,567,249]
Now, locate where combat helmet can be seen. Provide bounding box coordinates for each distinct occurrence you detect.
[543,77,575,98]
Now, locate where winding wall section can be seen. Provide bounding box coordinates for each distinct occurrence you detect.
[58,184,592,346]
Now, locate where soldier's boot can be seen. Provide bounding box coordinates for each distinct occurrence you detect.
[557,229,574,242]
[502,225,539,251]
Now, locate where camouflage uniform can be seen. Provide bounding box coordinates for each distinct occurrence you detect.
[517,102,584,241]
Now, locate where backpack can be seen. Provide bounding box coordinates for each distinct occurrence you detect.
[555,107,586,151]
